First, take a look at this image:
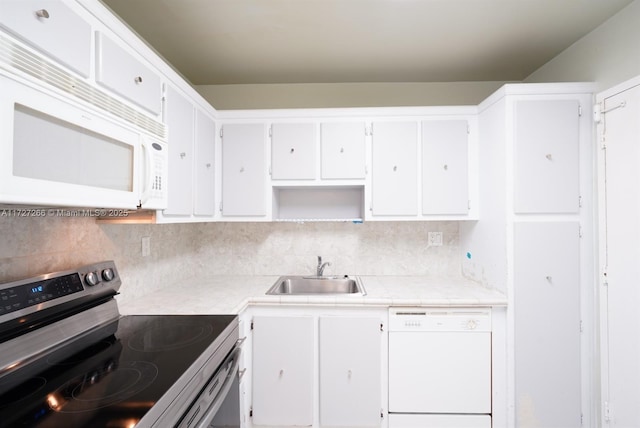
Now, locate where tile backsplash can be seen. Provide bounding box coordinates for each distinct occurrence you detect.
[0,217,461,304]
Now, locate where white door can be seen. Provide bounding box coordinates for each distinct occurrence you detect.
[251,316,314,426]
[193,109,215,216]
[514,100,581,214]
[422,120,469,215]
[319,316,382,427]
[271,123,317,180]
[371,121,418,216]
[514,222,581,427]
[221,123,267,216]
[598,81,640,427]
[321,122,366,179]
[163,85,194,216]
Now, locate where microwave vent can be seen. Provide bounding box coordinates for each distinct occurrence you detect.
[0,34,166,140]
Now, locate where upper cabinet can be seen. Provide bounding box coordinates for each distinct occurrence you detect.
[0,0,91,77]
[221,123,268,217]
[422,120,470,216]
[371,121,419,217]
[271,123,317,180]
[514,100,581,214]
[96,32,162,115]
[320,122,367,180]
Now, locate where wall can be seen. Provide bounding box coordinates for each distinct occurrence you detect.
[525,0,640,92]
[0,216,461,304]
[196,81,507,109]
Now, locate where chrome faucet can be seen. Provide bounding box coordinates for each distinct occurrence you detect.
[316,256,331,277]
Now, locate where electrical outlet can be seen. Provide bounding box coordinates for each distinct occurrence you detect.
[141,236,151,257]
[428,232,443,247]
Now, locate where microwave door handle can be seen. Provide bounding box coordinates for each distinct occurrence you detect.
[140,140,153,206]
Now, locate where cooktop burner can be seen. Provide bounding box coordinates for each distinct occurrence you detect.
[0,314,237,427]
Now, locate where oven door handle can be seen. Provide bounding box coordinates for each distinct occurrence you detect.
[194,346,242,428]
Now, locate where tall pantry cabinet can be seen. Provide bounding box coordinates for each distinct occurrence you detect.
[460,83,595,428]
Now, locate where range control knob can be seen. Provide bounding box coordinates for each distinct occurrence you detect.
[85,271,99,286]
[102,268,115,282]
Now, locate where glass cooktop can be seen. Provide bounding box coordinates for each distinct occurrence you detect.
[0,314,237,427]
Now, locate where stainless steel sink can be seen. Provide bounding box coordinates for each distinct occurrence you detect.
[266,275,366,296]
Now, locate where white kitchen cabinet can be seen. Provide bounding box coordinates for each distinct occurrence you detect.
[514,100,580,214]
[251,316,314,427]
[163,84,194,216]
[514,221,581,427]
[422,120,469,215]
[319,316,382,427]
[221,123,267,217]
[321,122,367,180]
[0,0,91,77]
[193,109,216,216]
[271,123,317,180]
[96,32,162,115]
[371,121,418,216]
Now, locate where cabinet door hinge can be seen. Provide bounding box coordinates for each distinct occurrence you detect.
[467,123,470,134]
[604,401,611,422]
[380,323,384,332]
[269,166,272,176]
[579,225,583,238]
[366,125,372,136]
[579,195,583,208]
[250,320,254,330]
[578,104,583,117]
[268,126,272,138]
[219,201,223,212]
[580,320,584,333]
[219,127,224,138]
[249,407,253,418]
[381,409,384,419]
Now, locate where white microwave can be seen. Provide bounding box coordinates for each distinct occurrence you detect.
[0,73,168,210]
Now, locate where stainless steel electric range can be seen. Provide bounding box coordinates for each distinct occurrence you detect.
[0,261,243,428]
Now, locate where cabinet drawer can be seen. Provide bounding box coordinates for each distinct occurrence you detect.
[96,32,162,115]
[0,0,91,77]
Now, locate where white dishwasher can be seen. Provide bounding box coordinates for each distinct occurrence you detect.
[388,308,492,428]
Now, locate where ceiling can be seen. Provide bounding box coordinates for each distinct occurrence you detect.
[101,0,634,86]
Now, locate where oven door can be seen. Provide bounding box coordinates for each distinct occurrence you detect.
[179,346,243,428]
[0,72,142,209]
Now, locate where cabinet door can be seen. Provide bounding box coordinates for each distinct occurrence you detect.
[514,222,581,427]
[271,123,316,180]
[514,100,580,213]
[221,124,267,216]
[96,32,162,115]
[0,0,91,77]
[319,316,381,427]
[422,120,469,215]
[193,110,215,216]
[371,121,418,216]
[163,85,194,216]
[321,122,366,179]
[252,316,314,426]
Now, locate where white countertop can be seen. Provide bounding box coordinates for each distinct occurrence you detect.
[117,275,507,315]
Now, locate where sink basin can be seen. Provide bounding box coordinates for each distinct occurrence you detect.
[266,276,366,296]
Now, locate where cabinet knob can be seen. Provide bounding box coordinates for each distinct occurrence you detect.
[546,275,553,282]
[206,163,211,168]
[279,369,284,377]
[545,154,553,161]
[134,76,143,84]
[340,147,344,153]
[240,167,245,173]
[347,369,352,379]
[393,165,397,172]
[180,152,186,159]
[443,164,448,171]
[36,9,50,19]
[290,148,295,154]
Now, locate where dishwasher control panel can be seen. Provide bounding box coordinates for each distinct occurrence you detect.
[388,307,491,332]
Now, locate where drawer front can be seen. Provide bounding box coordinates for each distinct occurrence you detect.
[0,0,91,77]
[96,32,162,115]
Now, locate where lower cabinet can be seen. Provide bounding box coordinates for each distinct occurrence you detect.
[247,307,387,428]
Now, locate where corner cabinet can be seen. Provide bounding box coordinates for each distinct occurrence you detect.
[244,306,387,428]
